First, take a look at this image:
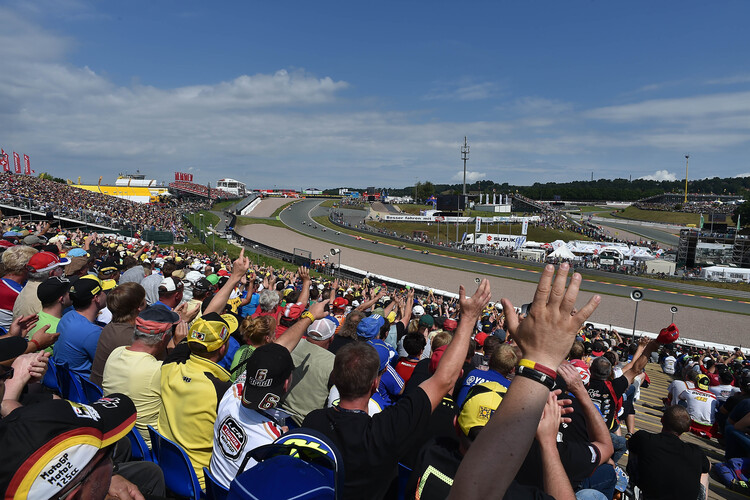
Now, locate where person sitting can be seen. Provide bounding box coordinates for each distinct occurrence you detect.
[455,344,516,407]
[627,406,710,500]
[678,373,718,437]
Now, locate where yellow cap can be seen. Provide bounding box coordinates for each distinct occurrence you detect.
[457,381,508,438]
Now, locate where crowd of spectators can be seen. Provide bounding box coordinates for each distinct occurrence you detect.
[0,172,211,238]
[1,212,748,499]
[635,201,738,216]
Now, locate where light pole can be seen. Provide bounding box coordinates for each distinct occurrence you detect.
[684,154,690,205]
[199,214,204,243]
[330,248,341,279]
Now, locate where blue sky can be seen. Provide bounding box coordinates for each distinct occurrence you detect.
[2,0,750,189]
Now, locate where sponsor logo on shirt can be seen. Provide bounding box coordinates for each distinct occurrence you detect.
[219,417,247,459]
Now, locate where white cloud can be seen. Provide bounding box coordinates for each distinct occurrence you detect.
[705,75,750,85]
[585,91,750,122]
[735,173,750,178]
[452,170,486,183]
[423,77,499,101]
[639,170,677,181]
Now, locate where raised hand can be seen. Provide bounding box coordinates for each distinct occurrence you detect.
[501,263,600,369]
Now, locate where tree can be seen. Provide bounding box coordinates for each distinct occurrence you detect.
[732,201,750,228]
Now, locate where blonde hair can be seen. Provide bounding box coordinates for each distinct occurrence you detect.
[1,246,37,274]
[239,315,276,347]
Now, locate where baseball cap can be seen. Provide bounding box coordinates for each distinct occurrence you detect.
[569,359,591,385]
[65,256,90,275]
[443,318,458,332]
[187,312,238,352]
[657,323,680,344]
[0,395,136,499]
[0,240,15,249]
[22,235,44,246]
[26,251,70,273]
[591,340,606,356]
[474,331,488,347]
[481,319,494,334]
[69,275,103,301]
[206,274,220,285]
[37,276,72,305]
[307,318,336,341]
[419,315,434,328]
[242,343,295,411]
[332,297,348,310]
[192,277,213,292]
[457,381,508,439]
[159,276,184,293]
[356,314,385,340]
[230,428,342,499]
[97,259,119,275]
[696,374,710,391]
[67,248,89,257]
[281,303,305,320]
[136,305,180,335]
[412,305,425,317]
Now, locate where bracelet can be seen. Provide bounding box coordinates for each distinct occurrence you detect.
[29,339,41,351]
[301,311,315,323]
[518,359,557,380]
[516,365,556,390]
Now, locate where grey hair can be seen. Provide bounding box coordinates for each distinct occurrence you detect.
[28,270,52,282]
[258,289,280,312]
[132,326,165,346]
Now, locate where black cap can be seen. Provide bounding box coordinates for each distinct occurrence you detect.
[241,343,294,411]
[37,276,72,305]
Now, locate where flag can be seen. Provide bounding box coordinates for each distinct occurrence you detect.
[699,214,704,229]
[0,149,8,172]
[521,219,528,235]
[23,154,30,175]
[475,217,481,233]
[738,214,742,232]
[13,152,21,173]
[175,172,179,181]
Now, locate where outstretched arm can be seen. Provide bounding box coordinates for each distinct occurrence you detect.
[449,263,600,499]
[204,248,250,316]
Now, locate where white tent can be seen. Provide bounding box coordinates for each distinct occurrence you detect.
[700,266,750,283]
[548,245,578,260]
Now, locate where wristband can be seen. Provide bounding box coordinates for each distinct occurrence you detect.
[515,365,556,391]
[301,311,315,323]
[29,338,41,351]
[518,359,557,380]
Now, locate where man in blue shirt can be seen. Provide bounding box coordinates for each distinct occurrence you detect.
[54,275,107,378]
[456,344,516,407]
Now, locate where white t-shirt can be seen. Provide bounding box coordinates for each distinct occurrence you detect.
[679,388,717,425]
[209,383,284,488]
[327,385,384,416]
[662,356,677,375]
[668,379,693,405]
[709,384,740,402]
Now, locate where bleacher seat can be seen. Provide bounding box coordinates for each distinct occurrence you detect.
[147,425,202,499]
[203,467,229,500]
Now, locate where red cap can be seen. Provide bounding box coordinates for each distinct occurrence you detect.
[569,359,591,385]
[474,332,488,347]
[27,251,70,273]
[332,297,348,309]
[657,323,679,344]
[443,318,458,331]
[0,240,15,249]
[429,345,447,374]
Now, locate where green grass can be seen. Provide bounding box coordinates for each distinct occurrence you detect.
[613,206,702,226]
[212,199,240,211]
[270,201,297,218]
[578,205,610,213]
[187,211,220,229]
[310,215,750,300]
[235,217,286,228]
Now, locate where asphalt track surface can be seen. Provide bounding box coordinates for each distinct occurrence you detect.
[235,198,750,346]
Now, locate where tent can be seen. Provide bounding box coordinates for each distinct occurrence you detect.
[548,245,578,261]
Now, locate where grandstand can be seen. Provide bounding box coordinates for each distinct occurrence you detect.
[169,180,234,200]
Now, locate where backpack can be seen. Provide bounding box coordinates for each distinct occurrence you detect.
[710,457,750,495]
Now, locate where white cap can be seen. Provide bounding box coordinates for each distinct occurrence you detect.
[412,305,425,317]
[307,318,336,341]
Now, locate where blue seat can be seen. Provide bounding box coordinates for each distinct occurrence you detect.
[147,426,160,465]
[54,359,86,403]
[42,357,59,392]
[77,375,103,404]
[147,425,202,499]
[203,467,229,500]
[128,427,154,462]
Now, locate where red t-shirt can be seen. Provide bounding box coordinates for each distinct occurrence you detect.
[395,357,419,383]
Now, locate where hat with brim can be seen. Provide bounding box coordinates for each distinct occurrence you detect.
[187,312,238,352]
[242,343,294,410]
[26,251,70,273]
[356,314,384,340]
[37,276,72,305]
[457,381,508,438]
[0,395,136,499]
[69,275,103,301]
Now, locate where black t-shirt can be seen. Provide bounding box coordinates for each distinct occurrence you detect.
[407,437,555,500]
[559,394,591,443]
[328,335,356,355]
[515,439,600,488]
[627,431,709,500]
[587,375,629,430]
[302,387,432,500]
[401,396,457,469]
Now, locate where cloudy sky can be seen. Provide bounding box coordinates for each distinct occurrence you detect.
[2,1,750,189]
